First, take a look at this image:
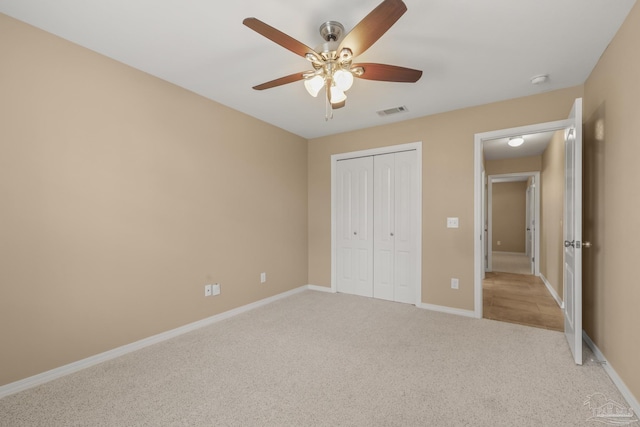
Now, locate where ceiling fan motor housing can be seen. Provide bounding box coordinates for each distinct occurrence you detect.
[319,21,344,42]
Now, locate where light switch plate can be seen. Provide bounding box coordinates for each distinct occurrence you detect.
[447,217,459,228]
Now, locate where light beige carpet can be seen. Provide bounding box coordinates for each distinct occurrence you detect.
[0,291,630,426]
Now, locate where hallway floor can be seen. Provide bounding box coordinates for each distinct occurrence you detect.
[483,271,564,331]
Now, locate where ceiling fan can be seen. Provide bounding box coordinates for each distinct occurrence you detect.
[243,0,422,120]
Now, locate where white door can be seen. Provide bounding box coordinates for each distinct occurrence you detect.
[336,157,374,297]
[563,98,583,365]
[526,185,532,257]
[373,153,395,301]
[482,171,488,277]
[526,181,536,274]
[373,151,418,303]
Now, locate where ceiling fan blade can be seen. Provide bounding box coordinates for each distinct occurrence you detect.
[338,0,407,57]
[252,72,307,90]
[353,63,422,82]
[243,17,317,59]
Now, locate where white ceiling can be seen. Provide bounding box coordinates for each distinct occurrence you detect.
[483,131,556,161]
[1,0,636,139]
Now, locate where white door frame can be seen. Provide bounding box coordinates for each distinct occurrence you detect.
[474,121,569,318]
[331,141,423,305]
[486,172,540,275]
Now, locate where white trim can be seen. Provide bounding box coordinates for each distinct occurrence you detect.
[0,286,309,399]
[474,120,571,319]
[418,303,476,318]
[307,284,335,293]
[331,141,423,305]
[583,331,640,417]
[539,273,564,309]
[487,172,540,275]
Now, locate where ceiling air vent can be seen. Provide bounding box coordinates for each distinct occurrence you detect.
[377,105,409,117]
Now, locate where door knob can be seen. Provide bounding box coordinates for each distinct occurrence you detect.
[564,240,574,248]
[582,241,592,248]
[354,231,357,235]
[390,232,394,237]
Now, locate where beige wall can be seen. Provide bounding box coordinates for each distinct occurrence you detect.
[485,156,541,175]
[485,156,540,262]
[540,131,565,299]
[583,2,640,404]
[0,15,308,386]
[492,182,527,252]
[308,85,583,311]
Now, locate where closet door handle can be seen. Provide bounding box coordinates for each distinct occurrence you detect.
[390,232,394,237]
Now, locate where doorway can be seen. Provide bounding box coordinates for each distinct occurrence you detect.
[330,142,422,305]
[474,98,584,366]
[482,152,561,331]
[486,172,540,276]
[473,118,570,320]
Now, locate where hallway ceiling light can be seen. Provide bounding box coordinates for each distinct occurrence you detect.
[530,74,549,85]
[508,136,525,147]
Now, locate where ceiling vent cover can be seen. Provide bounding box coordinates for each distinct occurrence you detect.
[377,105,409,117]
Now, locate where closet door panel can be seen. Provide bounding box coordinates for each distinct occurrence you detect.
[374,154,395,301]
[393,151,418,304]
[336,157,374,297]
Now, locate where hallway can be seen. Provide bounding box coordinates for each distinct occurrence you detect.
[483,271,563,331]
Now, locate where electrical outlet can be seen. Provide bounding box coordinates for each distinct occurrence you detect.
[451,278,459,290]
[260,272,266,283]
[204,284,212,297]
[447,217,459,228]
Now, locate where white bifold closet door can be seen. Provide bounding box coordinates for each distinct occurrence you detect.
[336,150,418,303]
[373,151,417,303]
[336,156,374,297]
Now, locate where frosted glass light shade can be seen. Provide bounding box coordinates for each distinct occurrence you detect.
[333,69,354,91]
[330,86,347,103]
[304,76,324,97]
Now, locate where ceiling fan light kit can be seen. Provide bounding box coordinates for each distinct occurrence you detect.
[243,0,422,120]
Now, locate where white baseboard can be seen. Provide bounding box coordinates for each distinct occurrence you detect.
[539,273,564,309]
[582,331,640,417]
[307,284,335,293]
[0,285,309,399]
[418,302,476,318]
